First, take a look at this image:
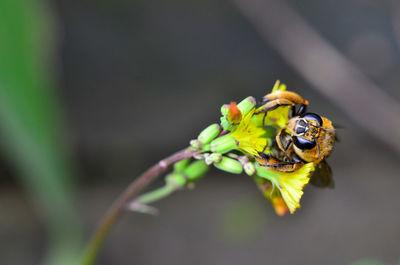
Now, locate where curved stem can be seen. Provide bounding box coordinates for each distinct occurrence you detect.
[80,147,195,265]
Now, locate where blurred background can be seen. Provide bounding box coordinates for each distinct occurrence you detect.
[1,0,400,264]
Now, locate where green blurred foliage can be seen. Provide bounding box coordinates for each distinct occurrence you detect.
[0,0,81,264]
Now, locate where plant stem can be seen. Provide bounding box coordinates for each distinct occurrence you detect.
[80,147,195,265]
[135,184,177,205]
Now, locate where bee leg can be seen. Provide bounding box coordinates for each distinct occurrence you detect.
[262,112,267,126]
[290,103,307,118]
[255,153,303,173]
[276,129,292,151]
[262,91,309,106]
[290,153,303,163]
[298,104,307,116]
[255,98,294,114]
[256,90,309,115]
[290,105,296,118]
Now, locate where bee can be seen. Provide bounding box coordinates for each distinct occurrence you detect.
[277,112,335,164]
[255,89,336,187]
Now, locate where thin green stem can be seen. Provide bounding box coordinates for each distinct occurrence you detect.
[135,184,177,205]
[80,147,195,265]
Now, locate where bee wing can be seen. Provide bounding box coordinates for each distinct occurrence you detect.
[332,123,345,129]
[310,160,334,188]
[334,133,340,142]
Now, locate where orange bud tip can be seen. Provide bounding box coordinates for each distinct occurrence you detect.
[272,197,289,216]
[227,102,242,125]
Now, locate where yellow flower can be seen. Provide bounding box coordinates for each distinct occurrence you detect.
[232,109,270,156]
[229,107,290,157]
[256,163,315,214]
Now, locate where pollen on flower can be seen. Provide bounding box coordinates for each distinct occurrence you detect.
[227,102,242,125]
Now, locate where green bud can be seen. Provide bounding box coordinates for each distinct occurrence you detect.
[220,104,230,115]
[184,160,210,181]
[197,123,221,144]
[243,162,256,176]
[205,153,222,165]
[173,158,190,173]
[190,139,202,150]
[237,96,256,116]
[214,157,243,174]
[210,134,238,154]
[166,173,187,188]
[201,143,211,152]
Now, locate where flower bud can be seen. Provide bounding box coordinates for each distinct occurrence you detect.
[220,104,230,116]
[237,96,256,116]
[227,102,242,125]
[173,158,190,173]
[205,153,222,165]
[166,173,186,188]
[204,154,213,165]
[184,160,210,181]
[210,134,238,154]
[272,197,289,216]
[243,162,256,176]
[238,155,249,164]
[214,157,243,174]
[190,139,202,150]
[197,123,221,144]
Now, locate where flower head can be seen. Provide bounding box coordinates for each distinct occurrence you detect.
[194,80,327,215]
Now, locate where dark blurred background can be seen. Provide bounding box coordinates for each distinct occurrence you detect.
[1,0,400,264]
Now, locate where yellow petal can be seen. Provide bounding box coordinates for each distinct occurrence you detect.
[272,80,287,92]
[232,109,269,156]
[277,163,315,213]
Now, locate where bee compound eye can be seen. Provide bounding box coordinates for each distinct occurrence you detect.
[301,113,323,126]
[295,119,308,135]
[293,136,316,150]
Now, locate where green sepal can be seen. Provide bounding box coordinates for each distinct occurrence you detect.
[173,158,190,173]
[237,96,256,116]
[210,133,238,154]
[165,173,187,188]
[255,164,280,187]
[220,116,236,131]
[214,157,243,174]
[197,123,221,144]
[184,160,210,181]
